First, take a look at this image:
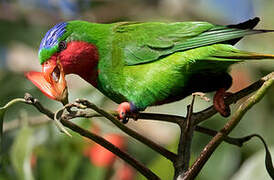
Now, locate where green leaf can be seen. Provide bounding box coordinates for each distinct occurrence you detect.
[0,108,6,165]
[251,135,274,179]
[231,134,274,180]
[0,98,25,165]
[10,123,34,180]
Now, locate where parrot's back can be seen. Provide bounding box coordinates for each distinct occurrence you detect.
[94,17,274,110]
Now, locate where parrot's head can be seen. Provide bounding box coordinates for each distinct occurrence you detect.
[26,21,99,104]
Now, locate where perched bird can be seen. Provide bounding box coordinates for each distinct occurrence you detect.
[26,17,274,123]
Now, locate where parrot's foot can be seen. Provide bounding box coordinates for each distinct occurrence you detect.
[117,102,139,124]
[192,92,210,102]
[213,88,232,117]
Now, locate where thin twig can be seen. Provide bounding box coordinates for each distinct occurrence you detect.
[63,110,184,124]
[24,93,54,119]
[54,107,72,137]
[194,126,247,147]
[183,72,274,180]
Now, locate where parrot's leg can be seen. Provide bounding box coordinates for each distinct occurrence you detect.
[117,102,139,123]
[188,72,233,117]
[211,72,233,117]
[213,88,232,117]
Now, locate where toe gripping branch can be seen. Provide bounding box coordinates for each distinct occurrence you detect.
[213,88,233,117]
[117,102,139,124]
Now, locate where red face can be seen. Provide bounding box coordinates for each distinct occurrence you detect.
[26,41,99,104]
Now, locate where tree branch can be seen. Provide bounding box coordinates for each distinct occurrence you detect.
[174,95,196,179]
[24,93,54,119]
[61,99,177,162]
[23,94,160,180]
[182,72,274,180]
[192,74,270,124]
[194,126,248,147]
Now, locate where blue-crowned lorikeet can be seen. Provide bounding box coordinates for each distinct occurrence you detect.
[26,17,274,122]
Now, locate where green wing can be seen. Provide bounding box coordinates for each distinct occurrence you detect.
[112,21,264,66]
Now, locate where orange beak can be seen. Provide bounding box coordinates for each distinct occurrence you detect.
[25,59,68,105]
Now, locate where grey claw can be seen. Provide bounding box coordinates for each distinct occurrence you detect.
[122,116,129,124]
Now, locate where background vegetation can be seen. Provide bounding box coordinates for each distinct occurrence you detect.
[1,0,274,179]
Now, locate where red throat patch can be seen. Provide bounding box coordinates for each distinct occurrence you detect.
[59,41,99,87]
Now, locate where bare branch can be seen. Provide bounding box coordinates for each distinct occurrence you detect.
[23,94,160,180]
[24,93,54,119]
[183,72,274,180]
[195,126,247,147]
[192,73,271,124]
[64,99,177,162]
[174,95,196,179]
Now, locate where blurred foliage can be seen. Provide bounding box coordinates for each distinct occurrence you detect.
[0,0,274,180]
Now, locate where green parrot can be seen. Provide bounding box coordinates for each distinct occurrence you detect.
[26,17,274,123]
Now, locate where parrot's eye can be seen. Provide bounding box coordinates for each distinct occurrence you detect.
[58,40,67,52]
[52,66,60,82]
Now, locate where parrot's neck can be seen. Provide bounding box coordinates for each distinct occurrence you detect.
[60,41,99,87]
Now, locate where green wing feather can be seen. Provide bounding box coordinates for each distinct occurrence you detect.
[113,21,269,66]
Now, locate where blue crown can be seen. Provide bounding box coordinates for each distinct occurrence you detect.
[39,22,67,51]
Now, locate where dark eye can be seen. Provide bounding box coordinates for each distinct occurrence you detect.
[58,40,66,52]
[52,66,60,82]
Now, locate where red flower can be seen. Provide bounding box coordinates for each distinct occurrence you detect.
[116,164,135,180]
[86,133,126,167]
[30,153,37,169]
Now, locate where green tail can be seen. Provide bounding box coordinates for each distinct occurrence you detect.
[184,44,274,73]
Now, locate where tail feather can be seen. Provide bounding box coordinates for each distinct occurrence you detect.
[225,17,260,45]
[187,44,274,73]
[227,17,260,30]
[199,44,274,62]
[204,17,274,46]
[212,51,274,60]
